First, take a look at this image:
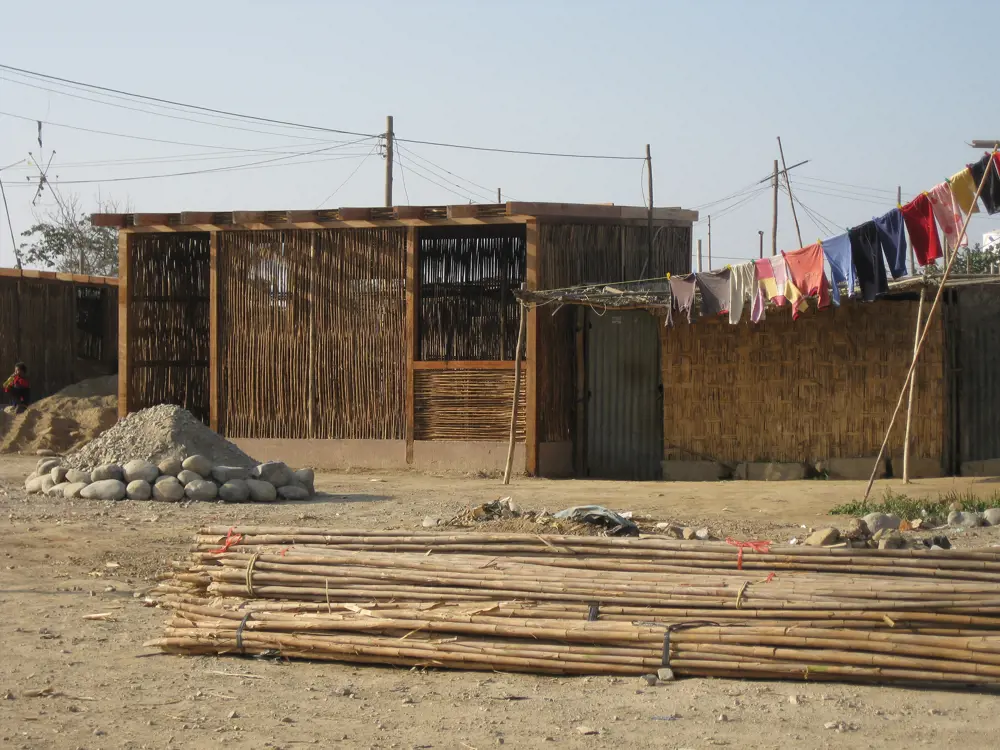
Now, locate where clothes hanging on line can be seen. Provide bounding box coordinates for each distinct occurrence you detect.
[754,256,807,314]
[967,152,1000,215]
[696,268,732,317]
[821,233,854,306]
[948,167,980,216]
[900,194,943,267]
[848,221,887,302]
[927,181,968,250]
[728,261,763,324]
[783,243,831,318]
[669,273,697,323]
[872,208,908,278]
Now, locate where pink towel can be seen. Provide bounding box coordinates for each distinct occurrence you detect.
[927,182,967,251]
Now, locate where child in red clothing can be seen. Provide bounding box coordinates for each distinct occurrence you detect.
[3,362,30,413]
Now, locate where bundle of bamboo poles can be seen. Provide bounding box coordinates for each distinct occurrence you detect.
[146,526,1000,686]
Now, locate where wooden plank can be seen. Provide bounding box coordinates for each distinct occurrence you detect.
[575,306,586,475]
[405,227,418,464]
[117,231,132,419]
[525,219,539,476]
[133,213,174,227]
[90,213,127,228]
[394,206,425,220]
[446,204,481,219]
[412,360,525,371]
[507,202,623,220]
[231,211,267,224]
[338,207,373,221]
[179,211,215,225]
[208,231,220,432]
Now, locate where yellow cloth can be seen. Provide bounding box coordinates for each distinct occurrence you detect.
[2,374,14,389]
[949,168,980,216]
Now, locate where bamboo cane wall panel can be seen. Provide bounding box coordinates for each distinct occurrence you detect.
[217,229,406,439]
[129,233,210,422]
[660,300,945,464]
[414,369,525,441]
[419,226,526,361]
[537,223,691,442]
[0,276,118,399]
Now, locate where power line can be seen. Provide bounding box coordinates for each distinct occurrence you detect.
[397,159,482,203]
[2,147,375,171]
[317,144,379,208]
[0,62,645,161]
[794,174,901,197]
[396,142,511,200]
[0,177,20,268]
[394,149,411,205]
[396,155,494,203]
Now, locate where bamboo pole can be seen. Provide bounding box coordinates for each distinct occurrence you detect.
[503,292,527,485]
[903,286,926,483]
[863,149,998,501]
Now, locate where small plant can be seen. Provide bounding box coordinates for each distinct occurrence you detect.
[830,488,1000,520]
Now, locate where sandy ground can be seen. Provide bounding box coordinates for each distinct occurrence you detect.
[3,453,1000,750]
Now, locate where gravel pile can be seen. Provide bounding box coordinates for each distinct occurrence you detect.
[64,405,256,469]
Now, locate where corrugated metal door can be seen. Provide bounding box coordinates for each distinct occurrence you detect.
[955,288,1000,463]
[585,309,662,479]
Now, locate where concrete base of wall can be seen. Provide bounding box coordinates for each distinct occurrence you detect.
[733,462,807,481]
[539,442,573,478]
[661,461,728,481]
[412,441,525,475]
[961,459,1000,477]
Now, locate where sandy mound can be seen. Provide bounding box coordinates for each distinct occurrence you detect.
[0,375,118,455]
[64,404,257,470]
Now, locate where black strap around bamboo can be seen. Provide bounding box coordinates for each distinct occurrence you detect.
[587,602,600,621]
[236,612,253,654]
[660,621,723,667]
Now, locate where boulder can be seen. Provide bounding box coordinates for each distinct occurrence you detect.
[62,482,88,499]
[25,475,46,493]
[277,485,310,501]
[212,465,250,484]
[878,532,906,550]
[152,476,185,502]
[185,479,218,501]
[65,468,91,484]
[983,508,1000,527]
[844,518,871,541]
[245,479,277,503]
[123,460,159,484]
[37,476,56,494]
[681,527,697,540]
[293,468,315,495]
[50,466,68,484]
[91,464,124,482]
[182,455,213,478]
[218,479,250,502]
[35,449,56,457]
[805,527,841,547]
[422,516,441,528]
[695,528,711,541]
[176,470,203,486]
[948,510,982,528]
[44,482,70,497]
[157,458,183,477]
[81,479,127,501]
[36,458,60,475]
[126,480,152,501]
[253,462,294,488]
[862,513,901,535]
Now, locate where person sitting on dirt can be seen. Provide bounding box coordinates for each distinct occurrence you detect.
[3,362,30,414]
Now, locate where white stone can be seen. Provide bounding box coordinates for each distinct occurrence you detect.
[81,479,127,501]
[50,467,68,484]
[176,469,202,486]
[185,479,218,501]
[157,458,183,477]
[126,479,152,501]
[293,468,315,494]
[862,513,901,535]
[983,508,1000,527]
[218,479,250,502]
[91,464,124,482]
[182,455,213,477]
[152,476,185,502]
[36,458,60,475]
[123,460,159,484]
[948,510,982,528]
[62,482,88,499]
[253,462,294,487]
[65,468,91,484]
[245,479,277,503]
[277,485,310,501]
[212,465,250,484]
[44,482,70,497]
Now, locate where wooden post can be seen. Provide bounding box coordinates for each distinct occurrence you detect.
[525,219,539,476]
[707,215,712,268]
[503,289,527,485]
[117,230,132,419]
[574,306,586,475]
[771,159,779,255]
[758,230,764,259]
[863,149,998,501]
[646,144,654,278]
[777,136,803,248]
[497,188,502,203]
[902,286,926,483]
[384,115,394,208]
[208,231,220,432]
[307,233,316,439]
[901,186,914,275]
[405,227,418,465]
[697,239,703,272]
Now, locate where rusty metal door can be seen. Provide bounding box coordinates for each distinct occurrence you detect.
[585,309,662,479]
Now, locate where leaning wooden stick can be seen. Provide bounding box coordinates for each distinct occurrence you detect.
[503,289,527,485]
[864,150,997,500]
[902,285,926,483]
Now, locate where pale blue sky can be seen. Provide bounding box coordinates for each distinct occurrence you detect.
[1,0,998,270]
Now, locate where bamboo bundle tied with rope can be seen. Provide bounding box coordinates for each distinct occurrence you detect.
[147,526,1000,686]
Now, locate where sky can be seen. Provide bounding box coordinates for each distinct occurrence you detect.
[1,0,999,271]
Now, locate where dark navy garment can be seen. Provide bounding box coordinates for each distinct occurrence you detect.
[872,208,908,279]
[848,222,887,302]
[968,153,1000,215]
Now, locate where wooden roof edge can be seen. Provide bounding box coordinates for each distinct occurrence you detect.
[0,267,118,286]
[90,202,698,228]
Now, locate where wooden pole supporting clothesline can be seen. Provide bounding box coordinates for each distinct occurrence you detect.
[902,286,925,484]
[863,149,998,501]
[777,137,803,249]
[503,291,527,485]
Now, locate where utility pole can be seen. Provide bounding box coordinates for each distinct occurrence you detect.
[497,188,502,203]
[707,215,712,268]
[758,230,764,259]
[697,239,703,272]
[771,159,779,255]
[646,144,654,278]
[777,137,803,248]
[384,115,394,207]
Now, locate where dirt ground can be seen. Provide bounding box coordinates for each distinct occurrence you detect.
[3,453,1000,750]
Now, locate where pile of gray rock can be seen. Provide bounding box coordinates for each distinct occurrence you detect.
[24,455,315,503]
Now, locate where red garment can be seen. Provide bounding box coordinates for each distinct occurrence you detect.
[782,243,831,318]
[900,194,943,266]
[3,374,28,392]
